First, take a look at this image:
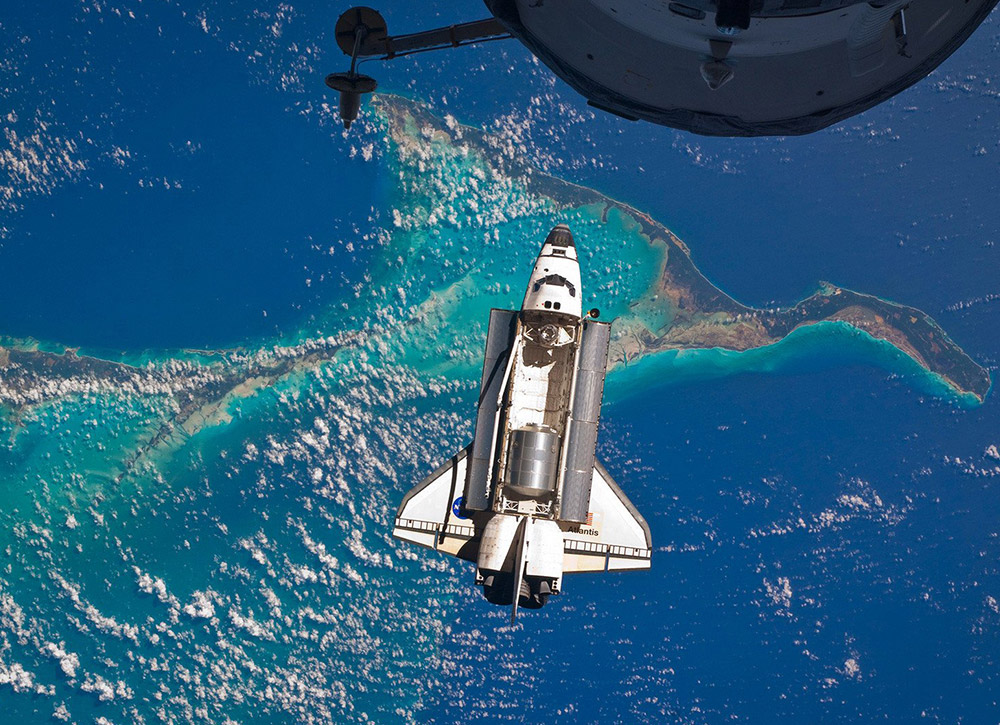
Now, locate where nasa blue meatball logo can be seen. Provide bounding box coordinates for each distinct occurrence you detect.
[452,496,469,519]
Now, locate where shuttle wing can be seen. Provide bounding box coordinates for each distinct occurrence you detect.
[392,446,480,562]
[561,460,652,573]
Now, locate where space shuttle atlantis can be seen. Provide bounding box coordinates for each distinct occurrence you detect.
[393,224,651,621]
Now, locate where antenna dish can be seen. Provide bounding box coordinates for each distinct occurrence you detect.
[327,7,386,129]
[334,7,388,56]
[325,72,378,129]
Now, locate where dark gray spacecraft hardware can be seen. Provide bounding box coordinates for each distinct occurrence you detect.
[326,1,998,136]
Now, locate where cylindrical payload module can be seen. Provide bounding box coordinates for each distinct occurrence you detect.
[505,425,560,498]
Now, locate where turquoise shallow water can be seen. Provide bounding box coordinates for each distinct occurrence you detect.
[0,104,986,722]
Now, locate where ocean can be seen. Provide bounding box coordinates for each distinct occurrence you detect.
[1,2,998,722]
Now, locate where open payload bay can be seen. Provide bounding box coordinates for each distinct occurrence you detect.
[393,224,651,621]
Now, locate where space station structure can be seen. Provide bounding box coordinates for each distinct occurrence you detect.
[392,224,651,621]
[327,1,998,136]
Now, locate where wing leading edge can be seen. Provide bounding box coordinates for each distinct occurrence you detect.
[394,452,652,572]
[392,446,479,562]
[561,459,652,573]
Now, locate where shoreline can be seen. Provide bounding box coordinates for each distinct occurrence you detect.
[0,94,990,425]
[608,319,984,408]
[374,95,990,404]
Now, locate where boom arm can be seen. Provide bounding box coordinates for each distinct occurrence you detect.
[326,7,511,129]
[339,16,509,60]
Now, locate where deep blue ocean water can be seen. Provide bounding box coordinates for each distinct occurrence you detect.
[1,2,999,723]
[1,1,385,349]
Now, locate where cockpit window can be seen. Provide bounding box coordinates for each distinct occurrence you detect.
[532,274,576,297]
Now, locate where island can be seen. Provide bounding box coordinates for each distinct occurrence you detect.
[375,95,991,403]
[0,94,990,457]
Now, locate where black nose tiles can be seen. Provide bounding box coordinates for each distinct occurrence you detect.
[545,224,575,248]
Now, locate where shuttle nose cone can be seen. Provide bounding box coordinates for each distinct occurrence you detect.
[545,224,575,248]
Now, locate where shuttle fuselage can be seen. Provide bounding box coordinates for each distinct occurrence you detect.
[393,225,651,621]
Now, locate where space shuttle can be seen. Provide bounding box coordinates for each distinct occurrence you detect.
[393,224,651,621]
